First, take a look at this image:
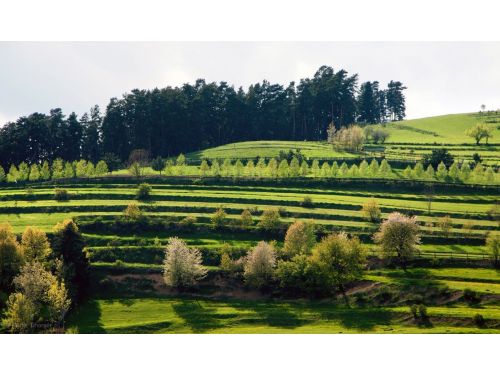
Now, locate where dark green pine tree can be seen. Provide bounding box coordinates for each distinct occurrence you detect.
[386,80,407,121]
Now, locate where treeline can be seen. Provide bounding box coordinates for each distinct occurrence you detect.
[0,66,406,168]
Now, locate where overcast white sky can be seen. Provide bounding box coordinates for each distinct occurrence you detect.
[1,42,499,125]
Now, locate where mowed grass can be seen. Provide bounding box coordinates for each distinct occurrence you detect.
[382,113,500,144]
[186,140,358,162]
[67,296,500,334]
[366,268,500,294]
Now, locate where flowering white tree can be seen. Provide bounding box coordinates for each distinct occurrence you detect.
[163,237,207,288]
[244,241,276,288]
[374,212,420,270]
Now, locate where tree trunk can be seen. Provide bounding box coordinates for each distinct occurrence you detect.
[339,285,350,307]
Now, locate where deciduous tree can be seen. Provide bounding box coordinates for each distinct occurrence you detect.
[374,212,420,270]
[162,237,207,288]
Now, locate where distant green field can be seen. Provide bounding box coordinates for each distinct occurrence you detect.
[382,113,500,144]
[182,113,500,166]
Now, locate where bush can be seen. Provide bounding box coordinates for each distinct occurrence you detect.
[473,313,485,328]
[463,288,481,304]
[54,189,70,201]
[418,304,428,319]
[211,208,227,229]
[123,203,143,221]
[300,196,314,208]
[258,209,282,232]
[179,216,197,231]
[360,199,381,223]
[410,304,418,319]
[136,183,152,200]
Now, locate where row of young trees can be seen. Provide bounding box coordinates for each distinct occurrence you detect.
[0,220,89,332]
[402,161,496,184]
[150,155,497,183]
[0,159,109,183]
[0,66,406,167]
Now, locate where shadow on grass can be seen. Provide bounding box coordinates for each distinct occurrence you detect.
[66,299,106,334]
[107,320,173,334]
[172,300,227,333]
[319,308,394,331]
[172,299,306,332]
[230,301,306,329]
[383,269,444,291]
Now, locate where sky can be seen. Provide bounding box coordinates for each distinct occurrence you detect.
[1,41,500,125]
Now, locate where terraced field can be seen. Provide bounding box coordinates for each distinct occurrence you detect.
[1,112,499,333]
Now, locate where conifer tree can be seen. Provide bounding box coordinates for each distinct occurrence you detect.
[245,160,255,177]
[28,165,41,181]
[200,160,210,177]
[436,162,448,180]
[339,162,349,177]
[331,161,339,177]
[40,160,50,181]
[311,159,320,177]
[18,162,30,181]
[300,160,309,176]
[369,159,379,177]
[321,162,331,177]
[278,160,289,178]
[51,159,65,179]
[412,162,425,179]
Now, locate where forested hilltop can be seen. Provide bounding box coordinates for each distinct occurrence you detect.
[0,66,405,167]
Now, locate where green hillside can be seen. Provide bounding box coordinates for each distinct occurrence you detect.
[187,141,358,162]
[187,113,500,165]
[383,113,500,144]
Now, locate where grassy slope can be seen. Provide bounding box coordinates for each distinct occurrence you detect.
[185,113,500,164]
[383,113,500,144]
[187,141,358,162]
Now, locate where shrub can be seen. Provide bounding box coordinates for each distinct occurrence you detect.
[438,215,452,237]
[136,183,152,200]
[361,199,381,223]
[300,196,314,208]
[276,255,318,294]
[418,304,428,319]
[473,313,485,328]
[54,189,70,201]
[410,304,418,319]
[239,209,253,229]
[258,209,282,232]
[123,203,142,221]
[179,216,197,231]
[219,252,233,272]
[463,288,481,304]
[211,208,227,229]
